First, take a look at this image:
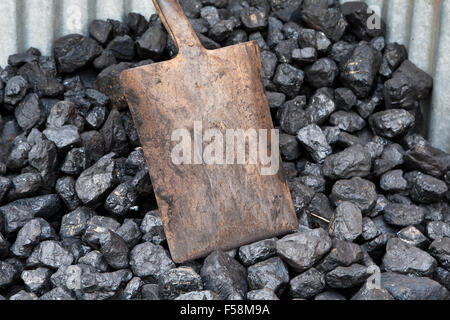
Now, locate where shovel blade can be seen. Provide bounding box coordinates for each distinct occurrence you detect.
[121,41,297,263]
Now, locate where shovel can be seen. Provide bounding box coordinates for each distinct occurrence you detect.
[120,0,297,263]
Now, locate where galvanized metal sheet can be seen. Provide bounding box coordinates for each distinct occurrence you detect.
[0,0,448,151]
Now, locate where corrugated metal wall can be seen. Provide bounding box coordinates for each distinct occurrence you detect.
[0,0,448,152]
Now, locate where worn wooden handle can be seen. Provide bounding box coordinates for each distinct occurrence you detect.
[152,0,203,54]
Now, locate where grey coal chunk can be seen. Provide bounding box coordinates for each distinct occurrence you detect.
[341,1,386,40]
[397,226,429,249]
[247,257,289,295]
[374,143,405,176]
[381,271,449,300]
[426,221,450,241]
[141,283,161,300]
[330,40,355,64]
[140,210,166,245]
[94,62,133,110]
[125,148,147,175]
[273,63,304,98]
[86,106,107,130]
[200,251,247,300]
[27,240,74,269]
[328,201,363,242]
[46,101,81,129]
[288,178,316,214]
[292,47,317,66]
[55,176,83,211]
[274,38,298,64]
[175,290,221,300]
[54,35,102,73]
[179,0,202,18]
[314,290,346,300]
[330,177,377,213]
[81,130,106,165]
[383,203,426,227]
[382,238,437,277]
[329,111,366,133]
[0,261,20,289]
[434,267,450,291]
[9,290,39,300]
[289,268,325,299]
[11,218,56,258]
[78,250,108,272]
[351,282,394,300]
[269,0,302,22]
[0,232,9,259]
[0,195,62,234]
[340,42,381,98]
[380,170,408,193]
[383,73,419,110]
[305,58,338,88]
[28,139,59,188]
[266,16,284,48]
[335,87,357,110]
[297,124,332,164]
[158,267,203,300]
[15,93,43,131]
[104,181,138,217]
[325,264,369,289]
[99,230,129,270]
[429,238,450,270]
[261,50,278,80]
[379,43,408,78]
[60,207,94,239]
[276,228,332,272]
[89,20,113,45]
[4,75,28,105]
[40,287,75,300]
[240,6,268,31]
[209,20,236,42]
[60,148,87,175]
[200,6,220,28]
[75,153,117,205]
[17,57,64,98]
[136,26,167,60]
[238,238,277,267]
[82,215,120,248]
[123,276,144,300]
[7,135,31,170]
[116,219,142,248]
[246,288,279,300]
[130,242,175,280]
[0,177,12,205]
[323,145,372,180]
[278,95,308,135]
[404,143,448,178]
[408,171,448,203]
[305,88,336,125]
[316,239,364,273]
[101,109,129,157]
[8,172,42,200]
[395,60,433,99]
[21,267,53,294]
[369,109,415,139]
[301,7,348,42]
[43,125,81,153]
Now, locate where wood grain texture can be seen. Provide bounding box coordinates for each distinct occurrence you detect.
[120,0,297,263]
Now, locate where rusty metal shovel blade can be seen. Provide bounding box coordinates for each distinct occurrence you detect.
[120,0,297,263]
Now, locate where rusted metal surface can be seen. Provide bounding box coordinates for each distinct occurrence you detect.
[121,0,298,263]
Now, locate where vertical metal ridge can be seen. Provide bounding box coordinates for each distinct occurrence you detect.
[408,0,441,75]
[23,0,57,56]
[0,0,19,67]
[384,0,414,47]
[429,0,450,152]
[95,0,125,21]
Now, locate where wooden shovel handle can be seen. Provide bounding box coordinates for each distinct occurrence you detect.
[152,0,203,54]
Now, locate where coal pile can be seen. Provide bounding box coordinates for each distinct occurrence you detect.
[0,0,449,300]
